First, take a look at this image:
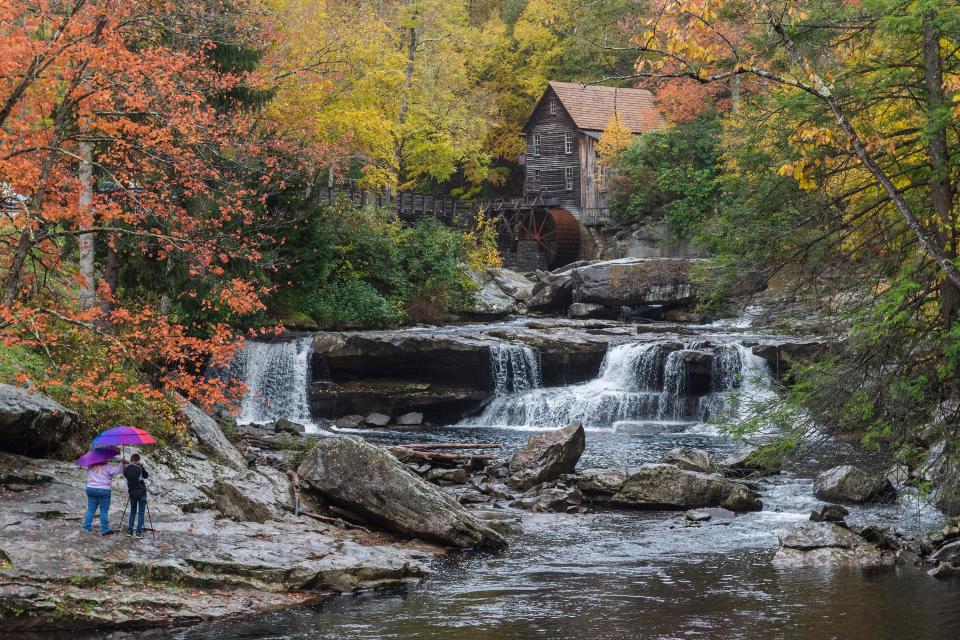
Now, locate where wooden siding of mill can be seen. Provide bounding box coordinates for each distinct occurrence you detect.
[578,133,608,211]
[523,88,582,216]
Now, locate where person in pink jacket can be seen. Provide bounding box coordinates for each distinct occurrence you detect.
[82,458,126,535]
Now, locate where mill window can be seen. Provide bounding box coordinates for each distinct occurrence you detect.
[549,97,557,115]
[564,133,573,155]
[534,169,541,189]
[564,167,574,191]
[532,133,541,157]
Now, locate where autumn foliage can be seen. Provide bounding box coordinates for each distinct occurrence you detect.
[0,0,327,416]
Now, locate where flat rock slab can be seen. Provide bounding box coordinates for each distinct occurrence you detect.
[0,450,442,632]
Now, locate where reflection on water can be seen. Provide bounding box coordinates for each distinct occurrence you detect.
[105,426,960,640]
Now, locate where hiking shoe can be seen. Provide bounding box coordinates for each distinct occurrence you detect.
[126,530,134,537]
[134,532,144,539]
[100,530,113,536]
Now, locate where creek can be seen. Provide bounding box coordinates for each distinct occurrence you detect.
[117,319,960,639]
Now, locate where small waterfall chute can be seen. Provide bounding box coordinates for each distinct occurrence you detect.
[230,336,315,428]
[489,344,542,395]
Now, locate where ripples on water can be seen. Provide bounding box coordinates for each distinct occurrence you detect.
[101,426,960,640]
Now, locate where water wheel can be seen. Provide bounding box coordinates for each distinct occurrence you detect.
[513,207,580,269]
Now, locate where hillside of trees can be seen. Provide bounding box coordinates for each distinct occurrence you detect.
[1,0,958,470]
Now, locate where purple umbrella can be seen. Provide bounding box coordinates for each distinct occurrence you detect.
[91,426,158,447]
[75,447,120,468]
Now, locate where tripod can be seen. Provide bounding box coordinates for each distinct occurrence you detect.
[116,491,157,541]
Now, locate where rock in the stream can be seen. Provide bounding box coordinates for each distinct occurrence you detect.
[297,436,505,549]
[274,418,305,435]
[810,504,849,523]
[364,412,392,427]
[425,467,468,485]
[513,482,583,513]
[684,507,735,523]
[773,522,890,568]
[720,445,779,477]
[720,484,763,512]
[177,396,247,471]
[611,464,762,512]
[576,468,627,497]
[396,411,424,426]
[660,448,713,473]
[0,383,79,458]
[813,465,896,504]
[336,414,365,429]
[507,422,586,490]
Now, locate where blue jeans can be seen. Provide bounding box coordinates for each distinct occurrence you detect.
[83,487,112,533]
[128,495,147,535]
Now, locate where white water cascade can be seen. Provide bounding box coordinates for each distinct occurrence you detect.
[490,344,542,395]
[230,337,315,427]
[463,340,774,430]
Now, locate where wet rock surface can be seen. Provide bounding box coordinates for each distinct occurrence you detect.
[507,422,586,489]
[0,448,442,632]
[773,522,891,568]
[814,465,897,504]
[611,464,762,511]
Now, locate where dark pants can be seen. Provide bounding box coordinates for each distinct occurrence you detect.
[128,494,147,535]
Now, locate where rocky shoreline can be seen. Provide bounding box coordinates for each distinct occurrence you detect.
[2,377,958,635]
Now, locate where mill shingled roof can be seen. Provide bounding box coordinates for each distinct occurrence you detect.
[539,81,664,133]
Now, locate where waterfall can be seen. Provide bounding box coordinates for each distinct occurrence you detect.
[490,344,542,395]
[464,340,773,430]
[230,337,314,427]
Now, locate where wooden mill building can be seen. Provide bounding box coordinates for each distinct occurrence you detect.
[522,81,663,223]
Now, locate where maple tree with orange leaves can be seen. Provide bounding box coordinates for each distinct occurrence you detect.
[0,0,333,421]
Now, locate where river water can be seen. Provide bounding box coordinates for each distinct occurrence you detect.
[116,324,960,640]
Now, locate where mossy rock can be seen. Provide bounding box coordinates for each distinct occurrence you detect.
[280,310,319,331]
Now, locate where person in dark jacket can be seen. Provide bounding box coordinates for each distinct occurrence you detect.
[122,453,149,538]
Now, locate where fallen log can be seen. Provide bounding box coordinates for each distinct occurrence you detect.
[390,447,495,463]
[400,443,502,450]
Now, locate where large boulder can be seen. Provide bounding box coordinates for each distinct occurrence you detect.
[773,522,890,568]
[571,258,703,307]
[507,422,586,489]
[177,396,247,471]
[813,465,896,504]
[469,268,534,316]
[528,271,575,311]
[611,464,762,511]
[0,384,78,458]
[297,436,505,549]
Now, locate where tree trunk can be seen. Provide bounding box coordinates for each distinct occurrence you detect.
[99,234,119,323]
[395,24,417,186]
[923,11,958,328]
[2,230,34,306]
[78,139,97,310]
